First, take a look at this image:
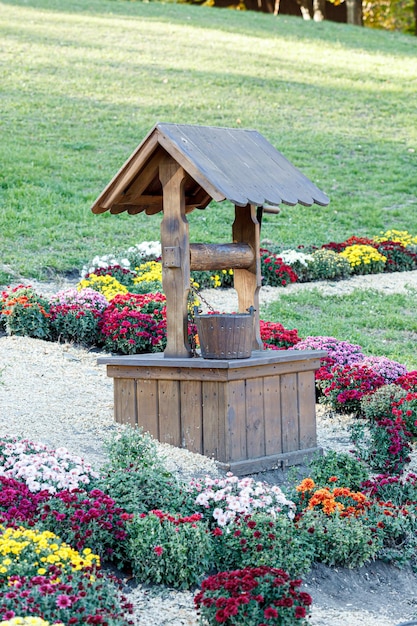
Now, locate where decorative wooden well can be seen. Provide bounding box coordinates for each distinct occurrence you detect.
[92,123,329,475]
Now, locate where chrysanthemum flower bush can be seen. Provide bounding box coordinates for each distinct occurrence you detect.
[98,291,167,354]
[211,511,314,576]
[187,473,296,528]
[0,437,99,494]
[49,288,108,347]
[0,286,51,340]
[0,616,65,626]
[127,510,212,589]
[194,566,312,626]
[0,567,133,626]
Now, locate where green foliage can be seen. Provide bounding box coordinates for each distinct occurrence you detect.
[297,510,381,568]
[306,450,369,491]
[98,427,193,514]
[367,501,417,568]
[377,241,417,272]
[213,512,314,576]
[103,427,160,469]
[96,464,191,516]
[360,383,407,421]
[0,285,51,340]
[127,510,212,588]
[363,0,416,34]
[350,418,412,474]
[306,248,352,281]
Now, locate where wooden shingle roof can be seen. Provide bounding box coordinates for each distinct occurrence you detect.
[91,123,329,215]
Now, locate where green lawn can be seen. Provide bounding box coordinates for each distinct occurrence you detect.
[262,287,417,370]
[1,0,416,277]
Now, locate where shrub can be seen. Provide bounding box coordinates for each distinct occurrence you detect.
[0,570,134,626]
[99,292,167,354]
[392,391,417,437]
[49,287,108,346]
[366,500,417,568]
[0,285,51,340]
[320,363,386,415]
[361,472,417,505]
[98,427,192,515]
[260,250,298,287]
[0,617,64,626]
[194,566,312,626]
[274,249,313,282]
[80,252,132,279]
[187,473,295,528]
[0,476,49,527]
[376,240,417,272]
[306,248,352,281]
[339,244,387,274]
[96,464,189,516]
[86,264,138,288]
[290,336,364,385]
[306,450,369,492]
[77,274,128,301]
[102,426,161,470]
[360,383,408,421]
[212,512,314,576]
[295,477,370,518]
[297,509,380,568]
[350,417,412,474]
[125,240,161,266]
[0,436,99,494]
[373,229,417,248]
[130,260,163,294]
[360,356,407,384]
[0,525,99,579]
[36,488,133,565]
[395,370,417,391]
[259,320,301,350]
[127,510,212,589]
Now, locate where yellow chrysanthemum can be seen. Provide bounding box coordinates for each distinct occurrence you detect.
[77,274,127,300]
[133,261,163,285]
[340,244,386,270]
[0,526,100,577]
[373,229,417,247]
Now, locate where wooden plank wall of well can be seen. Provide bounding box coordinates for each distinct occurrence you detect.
[113,367,317,465]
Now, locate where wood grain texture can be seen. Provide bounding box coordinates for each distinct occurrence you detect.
[232,204,263,350]
[160,157,192,358]
[91,122,329,216]
[180,380,203,453]
[280,373,299,453]
[137,379,159,439]
[158,380,181,447]
[114,379,137,427]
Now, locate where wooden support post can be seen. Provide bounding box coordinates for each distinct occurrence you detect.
[160,157,192,358]
[232,204,263,351]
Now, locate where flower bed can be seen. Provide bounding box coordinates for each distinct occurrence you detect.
[2,231,417,622]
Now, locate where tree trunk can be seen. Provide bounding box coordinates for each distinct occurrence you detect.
[297,0,312,19]
[346,0,363,25]
[313,0,325,21]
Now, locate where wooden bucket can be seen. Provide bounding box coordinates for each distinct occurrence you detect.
[194,307,254,359]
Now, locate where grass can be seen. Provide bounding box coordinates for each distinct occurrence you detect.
[0,0,417,278]
[262,286,417,369]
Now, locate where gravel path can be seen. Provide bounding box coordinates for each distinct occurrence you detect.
[2,270,417,625]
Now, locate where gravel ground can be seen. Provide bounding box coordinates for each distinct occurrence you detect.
[2,270,417,625]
